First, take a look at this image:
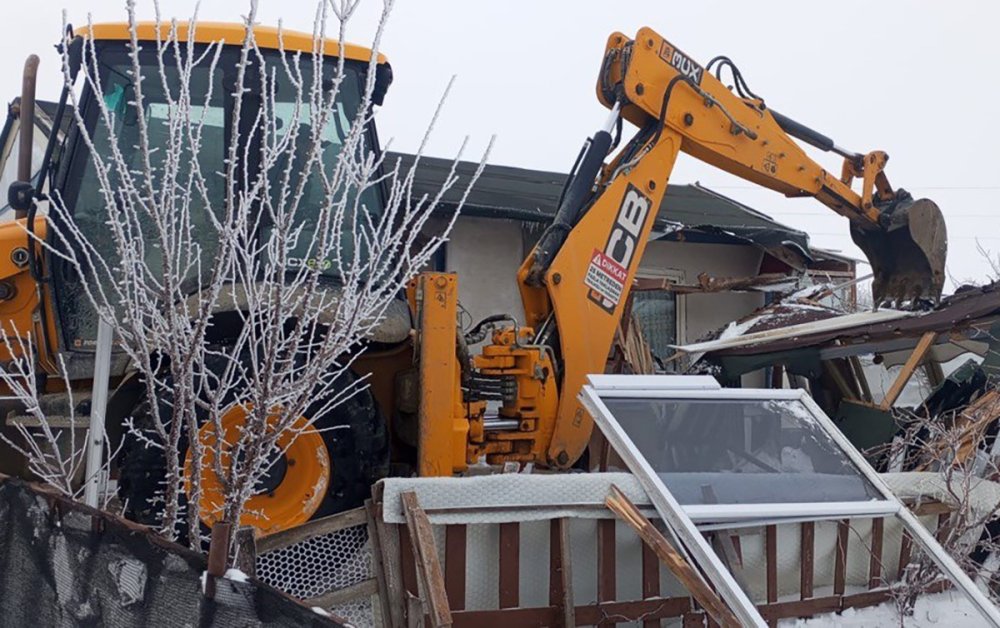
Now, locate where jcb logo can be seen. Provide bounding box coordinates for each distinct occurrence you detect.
[587,183,652,313]
[658,40,703,84]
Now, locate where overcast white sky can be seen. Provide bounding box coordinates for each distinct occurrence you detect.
[1,1,998,289]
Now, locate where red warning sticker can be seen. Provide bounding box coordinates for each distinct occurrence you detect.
[585,248,627,307]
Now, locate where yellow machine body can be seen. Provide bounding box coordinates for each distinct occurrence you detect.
[416,26,948,475]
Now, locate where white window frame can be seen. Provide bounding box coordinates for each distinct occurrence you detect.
[579,375,1000,627]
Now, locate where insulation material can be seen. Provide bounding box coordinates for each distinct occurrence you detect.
[378,472,650,525]
[884,472,1000,516]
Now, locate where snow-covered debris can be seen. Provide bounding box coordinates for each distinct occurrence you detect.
[223,568,249,583]
[779,590,989,627]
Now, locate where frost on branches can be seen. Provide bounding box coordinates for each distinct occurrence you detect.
[1,0,490,546]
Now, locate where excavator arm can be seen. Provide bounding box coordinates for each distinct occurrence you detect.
[597,28,945,307]
[522,27,947,468]
[416,26,947,474]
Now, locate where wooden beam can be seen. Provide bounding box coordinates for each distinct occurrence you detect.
[849,356,873,402]
[898,531,913,580]
[800,522,814,600]
[642,543,661,628]
[833,520,848,596]
[868,517,884,590]
[401,491,452,628]
[597,519,616,626]
[823,360,857,401]
[549,518,575,628]
[307,578,378,608]
[256,506,367,553]
[444,525,467,611]
[879,331,936,411]
[765,525,777,604]
[606,485,740,628]
[366,499,399,628]
[498,522,520,608]
[232,526,257,579]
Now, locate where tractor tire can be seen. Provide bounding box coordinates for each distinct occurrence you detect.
[117,356,388,533]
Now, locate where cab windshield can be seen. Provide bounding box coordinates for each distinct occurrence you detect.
[55,41,381,349]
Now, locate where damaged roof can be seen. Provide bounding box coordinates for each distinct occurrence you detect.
[388,151,816,265]
[675,281,1000,358]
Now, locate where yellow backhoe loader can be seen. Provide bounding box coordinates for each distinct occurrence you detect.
[0,22,946,535]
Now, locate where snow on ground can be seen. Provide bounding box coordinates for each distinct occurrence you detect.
[779,591,990,627]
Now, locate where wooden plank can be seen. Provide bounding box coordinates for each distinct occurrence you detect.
[307,578,378,608]
[642,543,660,628]
[758,595,841,622]
[597,519,616,626]
[823,360,857,401]
[833,519,848,596]
[841,589,893,611]
[898,531,913,579]
[401,491,452,628]
[606,485,740,628]
[256,506,367,553]
[800,522,814,600]
[769,364,784,389]
[765,525,777,604]
[452,607,555,628]
[498,522,520,609]
[879,331,936,411]
[549,518,575,628]
[407,593,425,628]
[762,587,940,623]
[936,512,952,542]
[204,521,231,600]
[868,517,884,590]
[444,525,467,611]
[849,356,873,402]
[909,499,952,516]
[232,526,257,579]
[683,612,707,627]
[400,525,418,596]
[366,499,398,628]
[574,597,693,624]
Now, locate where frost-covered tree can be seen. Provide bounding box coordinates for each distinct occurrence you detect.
[2,0,488,546]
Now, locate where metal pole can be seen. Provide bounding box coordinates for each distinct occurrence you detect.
[83,317,113,508]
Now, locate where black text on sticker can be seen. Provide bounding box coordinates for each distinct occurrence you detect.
[658,40,703,84]
[587,183,652,313]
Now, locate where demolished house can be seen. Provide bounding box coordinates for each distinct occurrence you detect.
[674,281,1000,464]
[394,152,856,366]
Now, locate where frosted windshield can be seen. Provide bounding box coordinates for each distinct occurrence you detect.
[601,397,883,505]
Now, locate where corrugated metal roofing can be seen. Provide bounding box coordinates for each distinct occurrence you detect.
[674,282,1000,358]
[674,309,914,354]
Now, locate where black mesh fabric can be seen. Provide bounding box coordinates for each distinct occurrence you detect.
[0,478,344,627]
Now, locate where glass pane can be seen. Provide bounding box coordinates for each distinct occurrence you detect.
[601,397,883,505]
[59,45,229,348]
[260,70,378,274]
[631,290,676,367]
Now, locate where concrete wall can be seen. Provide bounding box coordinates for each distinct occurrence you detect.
[446,217,527,326]
[446,218,768,348]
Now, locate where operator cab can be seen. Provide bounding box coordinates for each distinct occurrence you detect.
[9,23,400,369]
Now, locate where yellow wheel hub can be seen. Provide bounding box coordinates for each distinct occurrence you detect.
[183,404,330,537]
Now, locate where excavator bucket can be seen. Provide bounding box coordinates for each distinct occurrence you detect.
[850,195,947,308]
